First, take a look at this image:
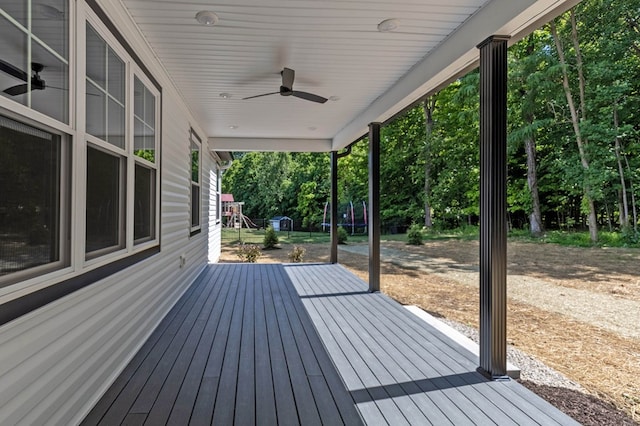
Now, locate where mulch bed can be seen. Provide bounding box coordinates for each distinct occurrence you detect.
[519,381,639,426]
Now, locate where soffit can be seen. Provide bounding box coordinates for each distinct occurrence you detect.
[121,0,580,151]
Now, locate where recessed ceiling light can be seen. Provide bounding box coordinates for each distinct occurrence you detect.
[219,93,232,99]
[195,11,219,26]
[329,96,340,102]
[229,125,238,130]
[377,18,399,32]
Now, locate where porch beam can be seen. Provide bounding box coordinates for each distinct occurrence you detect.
[330,151,338,263]
[368,123,381,292]
[210,137,332,152]
[478,35,509,378]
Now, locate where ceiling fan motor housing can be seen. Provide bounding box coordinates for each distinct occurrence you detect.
[280,86,293,96]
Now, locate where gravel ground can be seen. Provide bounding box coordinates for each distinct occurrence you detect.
[439,317,585,391]
[435,314,638,425]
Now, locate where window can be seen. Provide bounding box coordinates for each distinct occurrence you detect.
[85,20,159,258]
[134,164,155,242]
[133,76,157,244]
[190,131,201,233]
[86,24,125,148]
[216,165,222,224]
[0,0,70,123]
[0,114,69,285]
[86,147,124,255]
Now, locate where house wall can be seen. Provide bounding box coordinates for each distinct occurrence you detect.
[0,1,220,424]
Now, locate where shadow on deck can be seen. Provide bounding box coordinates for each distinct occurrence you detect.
[82,263,578,425]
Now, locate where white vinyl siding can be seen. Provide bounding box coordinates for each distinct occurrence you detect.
[0,0,223,424]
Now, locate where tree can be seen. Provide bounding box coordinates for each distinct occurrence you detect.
[550,11,598,242]
[423,95,437,228]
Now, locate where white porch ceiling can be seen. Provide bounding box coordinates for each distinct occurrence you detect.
[121,0,580,151]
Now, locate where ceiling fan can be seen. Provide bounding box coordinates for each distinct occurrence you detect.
[242,68,327,104]
[0,60,46,96]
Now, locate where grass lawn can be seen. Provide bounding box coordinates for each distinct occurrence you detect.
[222,226,640,248]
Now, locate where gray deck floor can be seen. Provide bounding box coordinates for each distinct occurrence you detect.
[83,263,579,425]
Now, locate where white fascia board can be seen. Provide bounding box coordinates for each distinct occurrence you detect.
[331,0,581,150]
[210,137,332,153]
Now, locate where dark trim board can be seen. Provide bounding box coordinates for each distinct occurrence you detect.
[83,263,579,425]
[0,246,159,327]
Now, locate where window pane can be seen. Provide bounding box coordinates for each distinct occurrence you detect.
[1,0,28,27]
[107,49,124,103]
[134,119,154,162]
[134,77,155,162]
[191,140,199,183]
[0,15,28,109]
[86,81,106,139]
[134,77,144,118]
[0,115,61,277]
[134,164,155,243]
[144,87,155,126]
[86,147,122,254]
[32,0,68,59]
[86,25,106,89]
[107,97,125,148]
[31,39,69,124]
[191,184,200,227]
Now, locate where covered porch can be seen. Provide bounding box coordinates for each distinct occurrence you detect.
[83,263,577,425]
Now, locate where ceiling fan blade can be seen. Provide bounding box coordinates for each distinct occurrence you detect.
[291,91,328,104]
[4,84,29,96]
[0,59,28,82]
[242,91,280,100]
[282,68,294,90]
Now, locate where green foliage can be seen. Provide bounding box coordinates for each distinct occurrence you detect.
[263,225,279,249]
[237,243,262,262]
[134,149,155,163]
[406,223,423,245]
[221,0,640,241]
[337,227,348,244]
[288,246,306,263]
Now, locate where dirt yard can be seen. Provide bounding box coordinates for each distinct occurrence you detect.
[220,239,640,424]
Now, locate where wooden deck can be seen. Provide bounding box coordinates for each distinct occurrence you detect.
[83,263,579,425]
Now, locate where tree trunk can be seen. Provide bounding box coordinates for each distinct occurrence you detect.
[624,155,638,232]
[613,105,629,228]
[423,96,436,228]
[522,35,544,237]
[525,135,544,236]
[550,17,598,242]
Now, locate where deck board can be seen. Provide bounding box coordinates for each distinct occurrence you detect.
[285,263,579,426]
[84,263,579,426]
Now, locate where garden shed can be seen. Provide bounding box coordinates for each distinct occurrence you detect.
[270,215,294,232]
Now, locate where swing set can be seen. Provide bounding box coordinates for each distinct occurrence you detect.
[321,201,368,235]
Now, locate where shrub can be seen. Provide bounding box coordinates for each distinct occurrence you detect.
[288,246,306,263]
[407,223,423,245]
[337,227,348,244]
[237,243,262,262]
[263,225,279,249]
